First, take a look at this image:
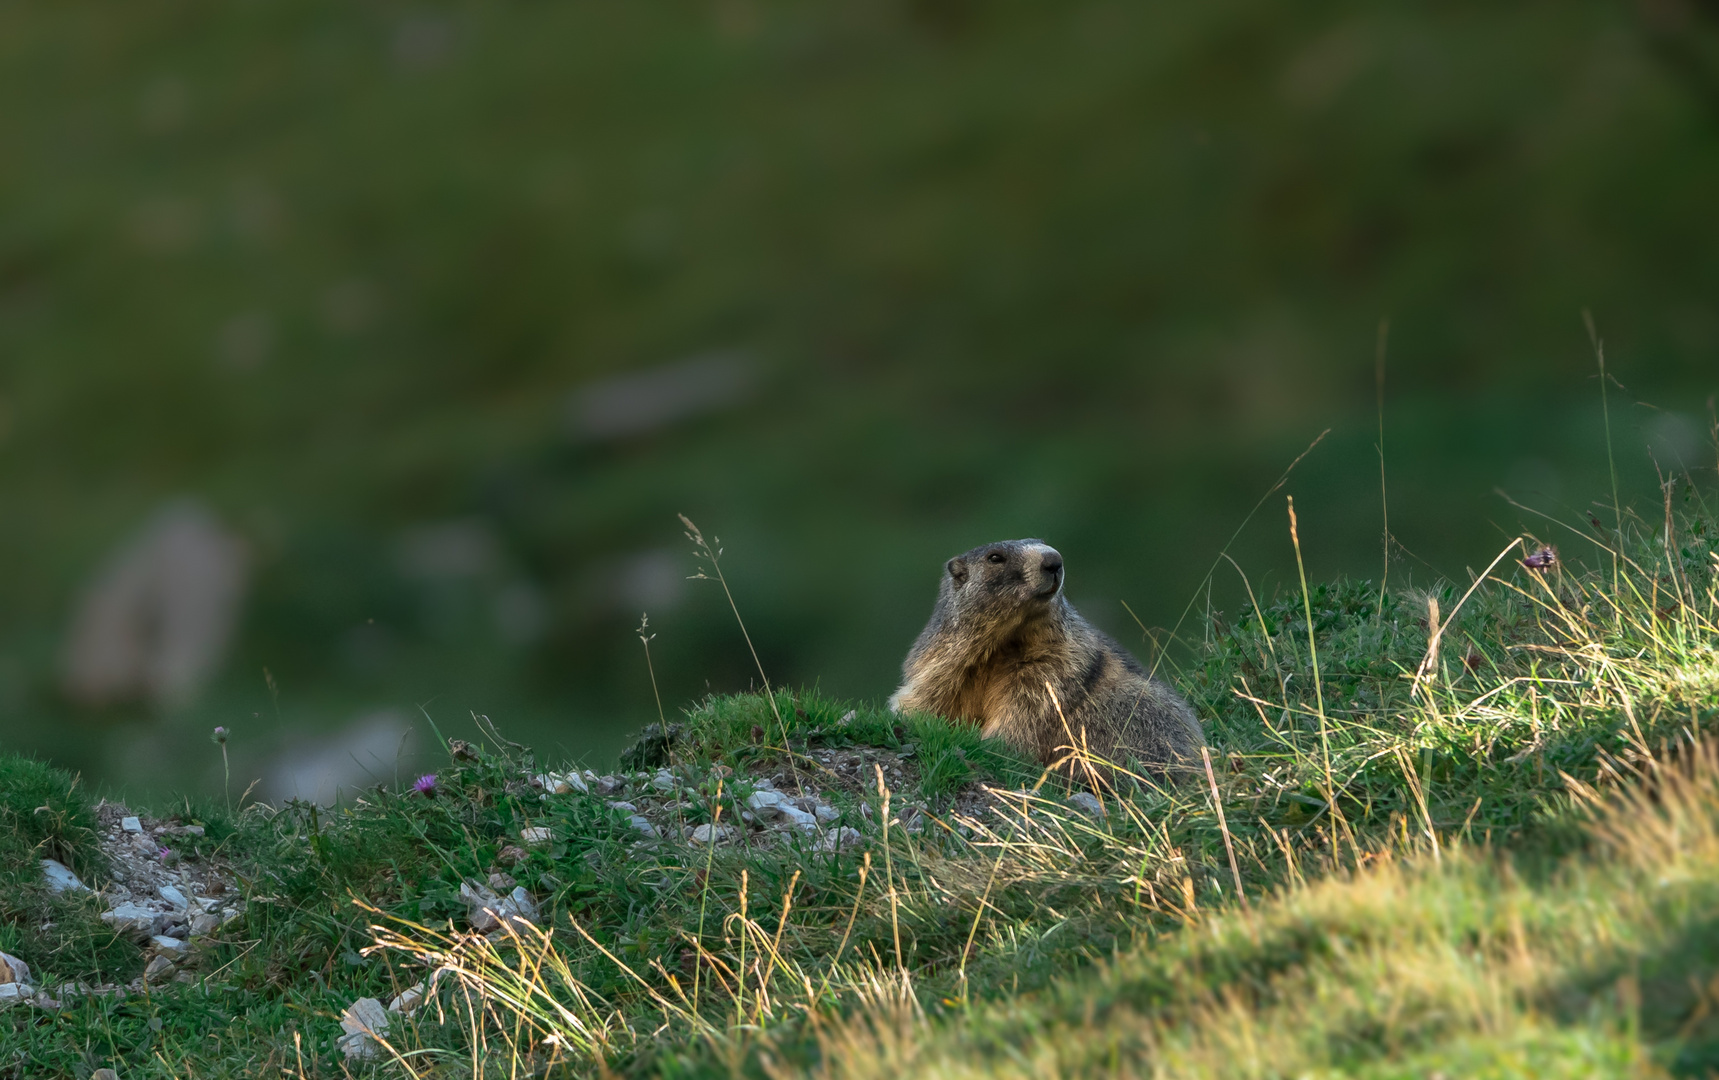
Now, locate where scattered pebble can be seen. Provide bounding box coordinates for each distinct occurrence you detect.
[519,826,555,847]
[629,815,660,838]
[142,956,175,983]
[120,817,142,834]
[40,858,88,894]
[746,790,784,813]
[534,771,588,795]
[690,823,735,844]
[0,951,31,987]
[1066,792,1106,818]
[337,996,390,1061]
[817,827,864,853]
[459,880,539,934]
[103,902,166,939]
[388,981,427,1016]
[157,885,189,911]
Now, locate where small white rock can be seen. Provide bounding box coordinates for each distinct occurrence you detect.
[189,913,223,938]
[535,771,588,795]
[459,880,539,933]
[628,815,659,838]
[1066,792,1106,818]
[338,996,390,1060]
[102,902,165,937]
[0,983,32,1008]
[690,823,735,843]
[745,790,785,813]
[143,955,175,982]
[652,769,676,792]
[0,951,31,986]
[388,981,427,1015]
[813,804,840,823]
[519,826,555,847]
[121,816,142,833]
[40,859,88,894]
[817,827,863,853]
[158,885,189,911]
[607,800,638,813]
[508,886,539,924]
[151,935,190,955]
[776,804,817,831]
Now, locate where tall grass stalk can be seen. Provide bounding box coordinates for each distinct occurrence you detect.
[1375,316,1392,611]
[1285,496,1336,815]
[681,514,799,783]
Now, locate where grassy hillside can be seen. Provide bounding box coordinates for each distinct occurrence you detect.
[1,498,1716,1076]
[4,0,1719,791]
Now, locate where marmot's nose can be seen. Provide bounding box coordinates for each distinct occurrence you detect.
[1041,552,1063,578]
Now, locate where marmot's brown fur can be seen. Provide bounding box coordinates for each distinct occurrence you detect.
[889,539,1204,773]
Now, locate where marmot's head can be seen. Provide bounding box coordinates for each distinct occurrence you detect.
[939,539,1065,629]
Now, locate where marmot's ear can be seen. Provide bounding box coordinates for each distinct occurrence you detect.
[946,558,969,585]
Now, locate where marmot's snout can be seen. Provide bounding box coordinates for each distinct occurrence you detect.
[1037,548,1063,595]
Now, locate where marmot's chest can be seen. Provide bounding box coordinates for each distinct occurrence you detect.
[946,635,1064,723]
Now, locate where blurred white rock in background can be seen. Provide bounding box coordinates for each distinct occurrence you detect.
[262,709,415,805]
[61,499,248,709]
[564,350,755,441]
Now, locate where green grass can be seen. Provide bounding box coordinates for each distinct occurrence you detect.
[0,756,141,989]
[2,495,1718,1076]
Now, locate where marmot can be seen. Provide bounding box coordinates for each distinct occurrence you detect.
[889,539,1204,774]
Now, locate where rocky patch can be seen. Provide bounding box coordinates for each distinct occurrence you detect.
[6,800,245,1010]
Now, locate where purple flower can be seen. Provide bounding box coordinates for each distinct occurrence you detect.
[211,726,229,745]
[157,847,172,860]
[413,773,438,796]
[1520,546,1557,571]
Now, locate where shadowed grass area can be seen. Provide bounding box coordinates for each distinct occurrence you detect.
[0,498,1716,1076]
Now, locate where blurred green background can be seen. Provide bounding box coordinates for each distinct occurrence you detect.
[2,0,1717,800]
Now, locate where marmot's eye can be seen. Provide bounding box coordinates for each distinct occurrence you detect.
[986,552,1006,565]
